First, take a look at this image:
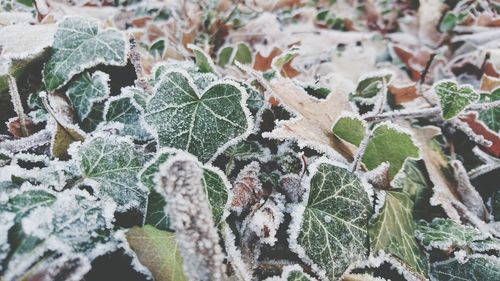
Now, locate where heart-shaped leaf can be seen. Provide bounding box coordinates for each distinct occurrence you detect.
[74,134,148,213]
[104,87,151,141]
[66,71,110,121]
[43,17,127,91]
[434,80,479,120]
[144,70,251,163]
[289,158,372,280]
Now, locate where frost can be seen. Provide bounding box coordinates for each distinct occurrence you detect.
[73,134,148,213]
[66,71,110,121]
[230,161,263,215]
[434,80,479,120]
[158,153,226,281]
[103,87,152,141]
[43,16,128,91]
[143,69,252,163]
[247,193,285,246]
[139,147,230,229]
[288,157,372,280]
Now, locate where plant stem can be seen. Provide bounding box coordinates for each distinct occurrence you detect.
[8,75,29,137]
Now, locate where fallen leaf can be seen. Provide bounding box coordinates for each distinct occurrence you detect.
[263,76,357,161]
[460,112,500,157]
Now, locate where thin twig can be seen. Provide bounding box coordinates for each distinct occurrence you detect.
[364,99,500,123]
[8,75,29,137]
[351,128,372,172]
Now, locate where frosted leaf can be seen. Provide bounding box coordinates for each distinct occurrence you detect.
[362,123,420,180]
[188,44,218,74]
[332,114,366,146]
[144,70,252,162]
[469,238,500,254]
[369,190,428,279]
[104,87,152,141]
[478,89,500,132]
[74,135,148,213]
[1,188,116,281]
[0,211,15,269]
[224,140,270,161]
[139,148,229,229]
[126,226,188,281]
[415,218,488,251]
[223,140,270,174]
[289,158,372,280]
[158,154,226,281]
[218,43,253,67]
[247,193,285,246]
[230,161,263,215]
[66,71,110,121]
[0,23,55,60]
[21,190,116,254]
[276,174,305,204]
[434,80,479,120]
[274,141,303,175]
[430,254,500,281]
[1,187,57,222]
[43,16,128,91]
[42,92,86,159]
[350,72,392,103]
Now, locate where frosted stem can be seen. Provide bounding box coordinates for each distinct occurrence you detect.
[8,75,29,137]
[447,118,492,147]
[159,156,227,281]
[364,100,500,123]
[468,161,500,179]
[128,35,152,95]
[350,128,372,172]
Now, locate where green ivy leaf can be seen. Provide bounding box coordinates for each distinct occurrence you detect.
[188,44,217,74]
[104,87,151,141]
[392,159,435,220]
[478,88,500,133]
[351,72,392,102]
[43,17,127,91]
[415,218,487,251]
[289,159,371,279]
[144,70,251,162]
[430,255,500,281]
[434,80,479,120]
[362,124,419,179]
[332,114,366,146]
[369,190,428,279]
[126,226,187,281]
[139,148,229,229]
[218,43,253,67]
[66,71,110,121]
[76,135,148,213]
[2,189,116,281]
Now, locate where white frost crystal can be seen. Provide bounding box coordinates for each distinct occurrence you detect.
[158,154,227,281]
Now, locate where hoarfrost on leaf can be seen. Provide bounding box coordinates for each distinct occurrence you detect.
[369,190,428,279]
[66,71,110,121]
[289,158,372,280]
[430,254,500,281]
[43,16,128,91]
[144,70,252,163]
[75,134,148,213]
[434,80,479,120]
